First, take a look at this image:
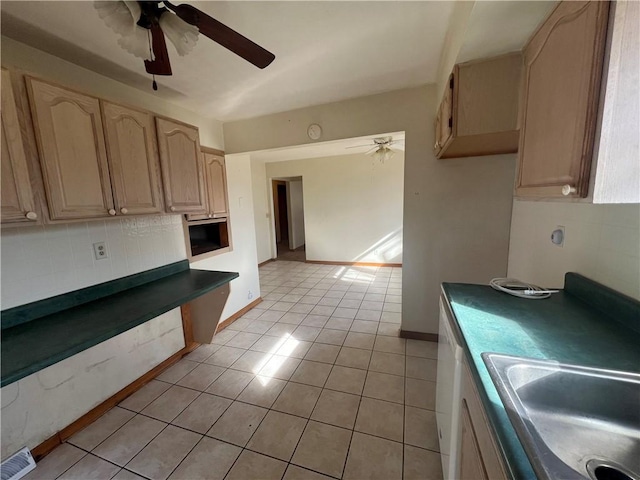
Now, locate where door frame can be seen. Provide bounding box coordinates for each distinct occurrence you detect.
[271,180,287,245]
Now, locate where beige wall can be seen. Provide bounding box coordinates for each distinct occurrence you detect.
[0,38,260,454]
[435,1,475,105]
[1,309,183,458]
[224,86,516,333]
[1,37,262,320]
[1,215,186,310]
[508,201,640,300]
[251,159,274,264]
[263,153,405,264]
[191,154,261,318]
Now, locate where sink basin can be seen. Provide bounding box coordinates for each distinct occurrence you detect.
[482,353,640,480]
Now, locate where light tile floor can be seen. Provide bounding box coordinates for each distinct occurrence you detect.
[26,261,442,480]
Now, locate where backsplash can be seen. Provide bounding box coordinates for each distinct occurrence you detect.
[1,215,187,310]
[508,200,640,300]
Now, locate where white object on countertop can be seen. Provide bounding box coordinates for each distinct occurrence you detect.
[490,278,559,300]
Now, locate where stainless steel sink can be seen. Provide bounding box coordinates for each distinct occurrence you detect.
[482,353,640,480]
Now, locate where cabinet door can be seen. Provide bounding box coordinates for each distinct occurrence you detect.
[204,153,229,218]
[435,75,454,157]
[459,400,489,480]
[434,101,443,156]
[27,78,114,220]
[1,69,39,224]
[516,1,610,198]
[156,117,207,214]
[102,102,163,215]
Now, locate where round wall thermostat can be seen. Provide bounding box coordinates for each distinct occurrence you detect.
[307,124,322,140]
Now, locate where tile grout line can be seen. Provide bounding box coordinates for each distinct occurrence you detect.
[58,263,416,480]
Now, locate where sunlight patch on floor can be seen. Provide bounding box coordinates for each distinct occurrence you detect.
[253,333,300,385]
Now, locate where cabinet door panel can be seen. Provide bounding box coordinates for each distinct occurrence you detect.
[516,1,609,197]
[156,118,207,214]
[434,105,443,156]
[102,102,163,215]
[205,153,229,217]
[27,78,113,219]
[1,69,38,224]
[459,400,489,480]
[436,75,454,153]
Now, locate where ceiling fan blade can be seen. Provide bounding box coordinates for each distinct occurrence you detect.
[345,144,375,149]
[144,23,172,75]
[165,2,275,69]
[365,146,379,155]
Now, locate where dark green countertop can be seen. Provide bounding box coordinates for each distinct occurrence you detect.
[1,266,238,387]
[441,276,640,480]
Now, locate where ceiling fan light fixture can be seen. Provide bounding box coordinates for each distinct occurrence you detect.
[159,12,199,56]
[117,24,154,60]
[94,1,138,36]
[95,0,152,60]
[372,145,394,163]
[96,0,276,82]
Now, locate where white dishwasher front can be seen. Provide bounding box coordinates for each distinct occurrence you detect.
[435,297,463,479]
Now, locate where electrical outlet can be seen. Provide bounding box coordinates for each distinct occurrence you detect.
[551,226,565,247]
[93,242,108,260]
[248,290,254,300]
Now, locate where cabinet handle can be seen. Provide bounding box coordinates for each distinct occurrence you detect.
[120,208,128,214]
[170,206,176,212]
[108,209,116,216]
[25,211,38,221]
[561,184,577,196]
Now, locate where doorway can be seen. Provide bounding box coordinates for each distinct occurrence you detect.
[272,178,306,262]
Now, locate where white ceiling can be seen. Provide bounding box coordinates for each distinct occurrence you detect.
[250,131,405,163]
[457,1,556,63]
[1,1,455,121]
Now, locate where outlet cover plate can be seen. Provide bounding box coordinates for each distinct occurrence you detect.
[93,242,108,260]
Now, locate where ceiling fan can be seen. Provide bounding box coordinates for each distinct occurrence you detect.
[95,1,275,89]
[346,136,404,162]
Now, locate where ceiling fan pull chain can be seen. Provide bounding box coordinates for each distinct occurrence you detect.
[146,28,158,91]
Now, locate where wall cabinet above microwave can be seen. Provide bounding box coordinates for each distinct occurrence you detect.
[435,53,523,159]
[156,117,208,215]
[186,148,229,222]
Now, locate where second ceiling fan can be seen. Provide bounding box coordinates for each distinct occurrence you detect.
[95,1,275,86]
[346,136,404,162]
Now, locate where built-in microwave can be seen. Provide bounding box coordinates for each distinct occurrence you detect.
[185,219,230,258]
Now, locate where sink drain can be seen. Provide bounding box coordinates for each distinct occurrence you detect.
[587,460,640,480]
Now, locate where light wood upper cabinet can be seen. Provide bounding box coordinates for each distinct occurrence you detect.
[186,149,229,221]
[1,69,39,225]
[156,117,207,214]
[434,75,453,157]
[435,53,522,159]
[516,1,610,198]
[591,0,639,204]
[27,77,114,220]
[101,101,163,215]
[204,152,229,218]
